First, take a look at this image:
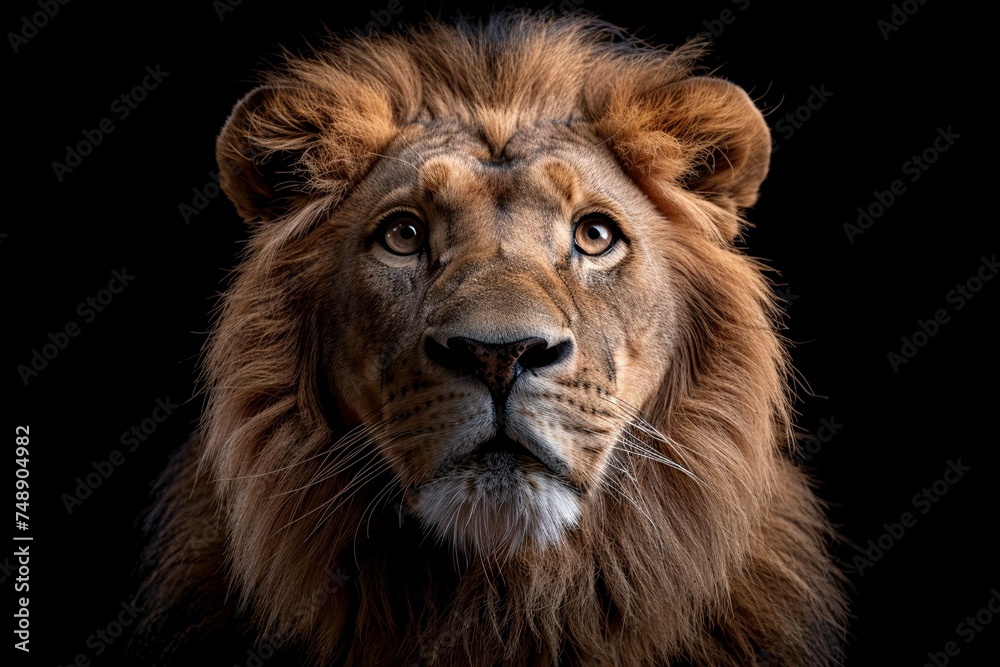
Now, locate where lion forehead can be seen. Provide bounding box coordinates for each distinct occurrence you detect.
[353,124,655,249]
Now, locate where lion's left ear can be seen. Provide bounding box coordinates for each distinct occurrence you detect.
[600,76,771,239]
[657,77,771,209]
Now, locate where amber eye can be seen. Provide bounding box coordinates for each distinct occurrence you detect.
[381,215,426,255]
[573,215,618,256]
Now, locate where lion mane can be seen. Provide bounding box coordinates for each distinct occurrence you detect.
[135,12,846,667]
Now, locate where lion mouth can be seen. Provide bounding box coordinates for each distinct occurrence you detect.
[467,434,544,466]
[458,433,575,483]
[413,432,583,555]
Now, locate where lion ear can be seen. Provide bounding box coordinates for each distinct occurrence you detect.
[216,86,308,222]
[604,76,771,239]
[663,77,771,209]
[216,80,398,223]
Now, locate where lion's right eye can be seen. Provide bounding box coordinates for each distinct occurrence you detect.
[380,215,427,255]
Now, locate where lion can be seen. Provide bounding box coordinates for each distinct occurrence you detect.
[133,12,847,667]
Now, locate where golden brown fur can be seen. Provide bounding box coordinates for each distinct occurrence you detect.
[137,12,846,666]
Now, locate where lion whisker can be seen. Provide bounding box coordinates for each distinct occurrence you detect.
[601,401,762,504]
[278,428,394,525]
[604,455,639,487]
[351,477,410,570]
[266,427,414,539]
[299,455,402,540]
[590,391,703,470]
[395,127,427,164]
[358,470,406,539]
[268,447,381,500]
[561,391,704,484]
[295,421,407,491]
[599,460,659,534]
[617,433,705,487]
[213,418,386,483]
[270,465,381,537]
[363,150,420,174]
[304,427,434,528]
[349,427,455,544]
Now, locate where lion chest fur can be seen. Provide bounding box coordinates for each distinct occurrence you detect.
[137,12,846,667]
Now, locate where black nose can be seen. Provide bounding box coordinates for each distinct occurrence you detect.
[425,336,571,400]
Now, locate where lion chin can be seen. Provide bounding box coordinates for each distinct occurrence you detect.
[413,433,584,558]
[134,11,848,667]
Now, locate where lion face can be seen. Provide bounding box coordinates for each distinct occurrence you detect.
[323,123,678,556]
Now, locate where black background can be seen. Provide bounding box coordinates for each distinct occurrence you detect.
[6,0,996,665]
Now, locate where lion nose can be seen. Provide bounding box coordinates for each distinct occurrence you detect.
[425,336,572,400]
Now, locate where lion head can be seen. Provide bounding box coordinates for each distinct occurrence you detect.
[137,13,846,667]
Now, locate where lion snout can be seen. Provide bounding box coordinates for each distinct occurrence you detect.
[423,335,573,401]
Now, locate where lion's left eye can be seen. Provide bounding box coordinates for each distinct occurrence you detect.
[381,215,427,255]
[573,215,618,256]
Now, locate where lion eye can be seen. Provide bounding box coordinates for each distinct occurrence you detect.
[382,216,426,255]
[573,215,617,256]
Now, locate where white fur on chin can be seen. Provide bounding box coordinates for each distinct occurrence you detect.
[413,460,581,559]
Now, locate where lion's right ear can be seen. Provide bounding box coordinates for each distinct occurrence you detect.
[216,86,305,222]
[216,80,398,222]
